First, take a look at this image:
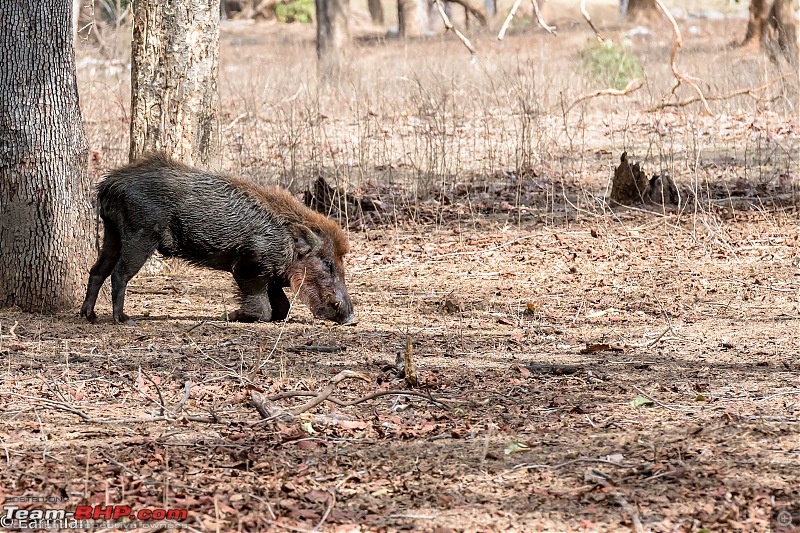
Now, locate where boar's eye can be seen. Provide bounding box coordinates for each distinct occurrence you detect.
[323,259,335,276]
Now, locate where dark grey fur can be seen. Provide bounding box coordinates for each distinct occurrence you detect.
[80,154,353,325]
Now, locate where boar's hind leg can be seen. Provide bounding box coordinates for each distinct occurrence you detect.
[81,222,123,323]
[268,283,290,321]
[110,234,159,325]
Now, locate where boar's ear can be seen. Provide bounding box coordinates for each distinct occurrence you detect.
[291,224,322,258]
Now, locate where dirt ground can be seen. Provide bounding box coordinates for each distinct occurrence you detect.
[2,3,800,532]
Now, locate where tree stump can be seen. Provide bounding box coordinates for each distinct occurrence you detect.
[610,152,679,206]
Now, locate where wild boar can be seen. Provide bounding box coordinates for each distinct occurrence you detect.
[80,154,354,325]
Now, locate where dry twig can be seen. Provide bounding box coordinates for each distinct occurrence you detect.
[580,0,603,41]
[531,0,556,35]
[567,78,643,113]
[648,72,793,111]
[654,0,712,115]
[433,0,477,57]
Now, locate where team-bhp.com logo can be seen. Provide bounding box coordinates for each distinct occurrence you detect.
[1,504,188,529]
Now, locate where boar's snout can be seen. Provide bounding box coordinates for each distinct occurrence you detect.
[318,291,354,325]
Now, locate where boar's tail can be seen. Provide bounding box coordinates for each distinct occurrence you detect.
[95,174,125,223]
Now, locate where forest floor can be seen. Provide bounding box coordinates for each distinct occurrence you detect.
[2,3,800,533]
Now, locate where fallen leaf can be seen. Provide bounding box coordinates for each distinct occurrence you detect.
[631,396,654,407]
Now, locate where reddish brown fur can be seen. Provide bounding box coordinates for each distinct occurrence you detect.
[229,177,349,259]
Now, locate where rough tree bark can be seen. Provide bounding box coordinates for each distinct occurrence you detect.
[316,0,351,79]
[0,0,93,312]
[398,0,428,37]
[130,0,220,165]
[741,0,798,64]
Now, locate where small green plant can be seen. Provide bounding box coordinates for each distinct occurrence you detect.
[274,0,314,24]
[579,38,643,89]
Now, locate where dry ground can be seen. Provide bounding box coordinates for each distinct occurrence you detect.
[2,3,800,532]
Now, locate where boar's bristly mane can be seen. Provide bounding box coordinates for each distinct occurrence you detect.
[125,153,349,258]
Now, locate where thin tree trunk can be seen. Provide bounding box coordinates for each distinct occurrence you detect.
[769,0,799,64]
[316,0,351,79]
[398,0,428,37]
[742,0,770,48]
[367,0,384,24]
[0,0,93,313]
[130,0,220,165]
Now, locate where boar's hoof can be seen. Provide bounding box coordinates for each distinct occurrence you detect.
[80,308,97,324]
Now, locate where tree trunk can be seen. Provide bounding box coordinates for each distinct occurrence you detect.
[769,0,799,64]
[398,0,428,37]
[624,0,659,22]
[740,0,798,64]
[130,0,220,165]
[742,0,770,48]
[316,0,351,79]
[367,0,384,24]
[0,0,93,313]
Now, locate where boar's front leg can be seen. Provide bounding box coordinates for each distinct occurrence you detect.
[229,261,272,322]
[110,233,159,325]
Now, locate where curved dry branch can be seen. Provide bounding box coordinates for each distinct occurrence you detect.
[580,0,603,41]
[654,0,712,115]
[567,78,644,112]
[532,0,556,35]
[434,0,477,56]
[647,72,792,111]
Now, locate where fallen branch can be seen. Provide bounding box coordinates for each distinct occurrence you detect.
[265,388,450,408]
[567,78,643,113]
[433,0,477,56]
[648,72,792,111]
[287,345,344,353]
[654,0,712,115]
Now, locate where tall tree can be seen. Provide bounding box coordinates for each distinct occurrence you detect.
[0,0,94,313]
[130,0,221,165]
[367,0,384,25]
[398,0,428,37]
[316,0,351,79]
[741,0,798,64]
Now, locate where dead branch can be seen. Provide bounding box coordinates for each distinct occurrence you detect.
[287,345,345,353]
[580,0,603,41]
[532,0,556,35]
[0,391,226,425]
[567,78,643,113]
[443,0,489,26]
[497,0,523,40]
[250,390,296,423]
[265,388,450,408]
[648,72,793,111]
[433,0,477,57]
[288,370,370,415]
[654,0,712,115]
